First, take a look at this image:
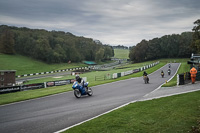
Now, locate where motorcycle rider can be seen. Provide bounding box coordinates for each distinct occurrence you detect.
[168,69,171,75]
[143,71,149,83]
[75,75,85,93]
[161,70,164,78]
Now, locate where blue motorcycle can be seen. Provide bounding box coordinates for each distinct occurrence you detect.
[72,81,93,98]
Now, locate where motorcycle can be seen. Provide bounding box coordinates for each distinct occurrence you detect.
[161,72,164,78]
[168,69,171,75]
[143,76,149,84]
[72,81,93,98]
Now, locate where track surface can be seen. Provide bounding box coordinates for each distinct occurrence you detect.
[0,63,180,133]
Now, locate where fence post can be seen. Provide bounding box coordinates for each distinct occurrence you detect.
[177,74,179,86]
[44,82,47,88]
[83,77,87,82]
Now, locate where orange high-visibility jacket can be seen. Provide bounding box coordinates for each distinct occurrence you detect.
[190,67,197,77]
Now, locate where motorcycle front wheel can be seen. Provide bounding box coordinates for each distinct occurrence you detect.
[74,89,81,98]
[87,87,93,96]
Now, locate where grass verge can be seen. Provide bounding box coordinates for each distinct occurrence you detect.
[65,91,200,133]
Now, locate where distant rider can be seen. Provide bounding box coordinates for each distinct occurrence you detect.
[143,71,149,83]
[161,70,164,78]
[168,69,171,75]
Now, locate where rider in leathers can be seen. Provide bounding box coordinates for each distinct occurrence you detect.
[75,75,86,93]
[143,71,149,83]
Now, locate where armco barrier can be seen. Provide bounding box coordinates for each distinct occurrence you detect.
[133,69,140,73]
[121,72,125,77]
[112,61,159,79]
[0,77,89,94]
[117,73,121,78]
[113,73,117,79]
[0,86,21,94]
[0,79,74,94]
[21,83,45,91]
[16,66,90,78]
[124,70,132,75]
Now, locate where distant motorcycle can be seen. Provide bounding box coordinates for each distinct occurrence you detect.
[72,81,93,98]
[161,72,164,78]
[143,76,149,84]
[168,69,171,75]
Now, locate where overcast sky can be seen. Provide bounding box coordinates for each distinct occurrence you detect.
[0,0,200,46]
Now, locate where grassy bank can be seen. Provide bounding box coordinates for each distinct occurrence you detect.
[65,91,200,133]
[0,53,87,76]
[114,49,129,59]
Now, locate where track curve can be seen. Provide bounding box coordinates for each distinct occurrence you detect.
[0,63,180,133]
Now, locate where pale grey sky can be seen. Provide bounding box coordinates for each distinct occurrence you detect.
[0,0,199,46]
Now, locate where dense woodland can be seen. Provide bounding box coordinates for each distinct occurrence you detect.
[0,25,114,63]
[129,32,193,62]
[129,19,200,62]
[112,45,129,49]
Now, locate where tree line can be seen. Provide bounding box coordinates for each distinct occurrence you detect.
[191,19,200,53]
[0,25,114,63]
[129,19,200,63]
[129,32,193,62]
[112,45,129,49]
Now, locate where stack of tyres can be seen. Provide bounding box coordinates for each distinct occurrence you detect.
[179,74,185,85]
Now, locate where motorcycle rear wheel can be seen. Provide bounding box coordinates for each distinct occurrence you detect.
[74,89,81,98]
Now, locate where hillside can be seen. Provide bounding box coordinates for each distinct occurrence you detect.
[0,53,87,75]
[0,48,127,75]
[114,49,129,59]
[0,25,114,63]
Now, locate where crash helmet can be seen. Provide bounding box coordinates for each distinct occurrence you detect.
[75,75,80,80]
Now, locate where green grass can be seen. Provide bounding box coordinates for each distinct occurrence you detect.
[0,85,72,105]
[162,58,190,87]
[114,49,129,59]
[0,53,87,75]
[65,91,200,133]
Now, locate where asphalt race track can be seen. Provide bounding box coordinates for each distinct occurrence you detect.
[0,63,180,133]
